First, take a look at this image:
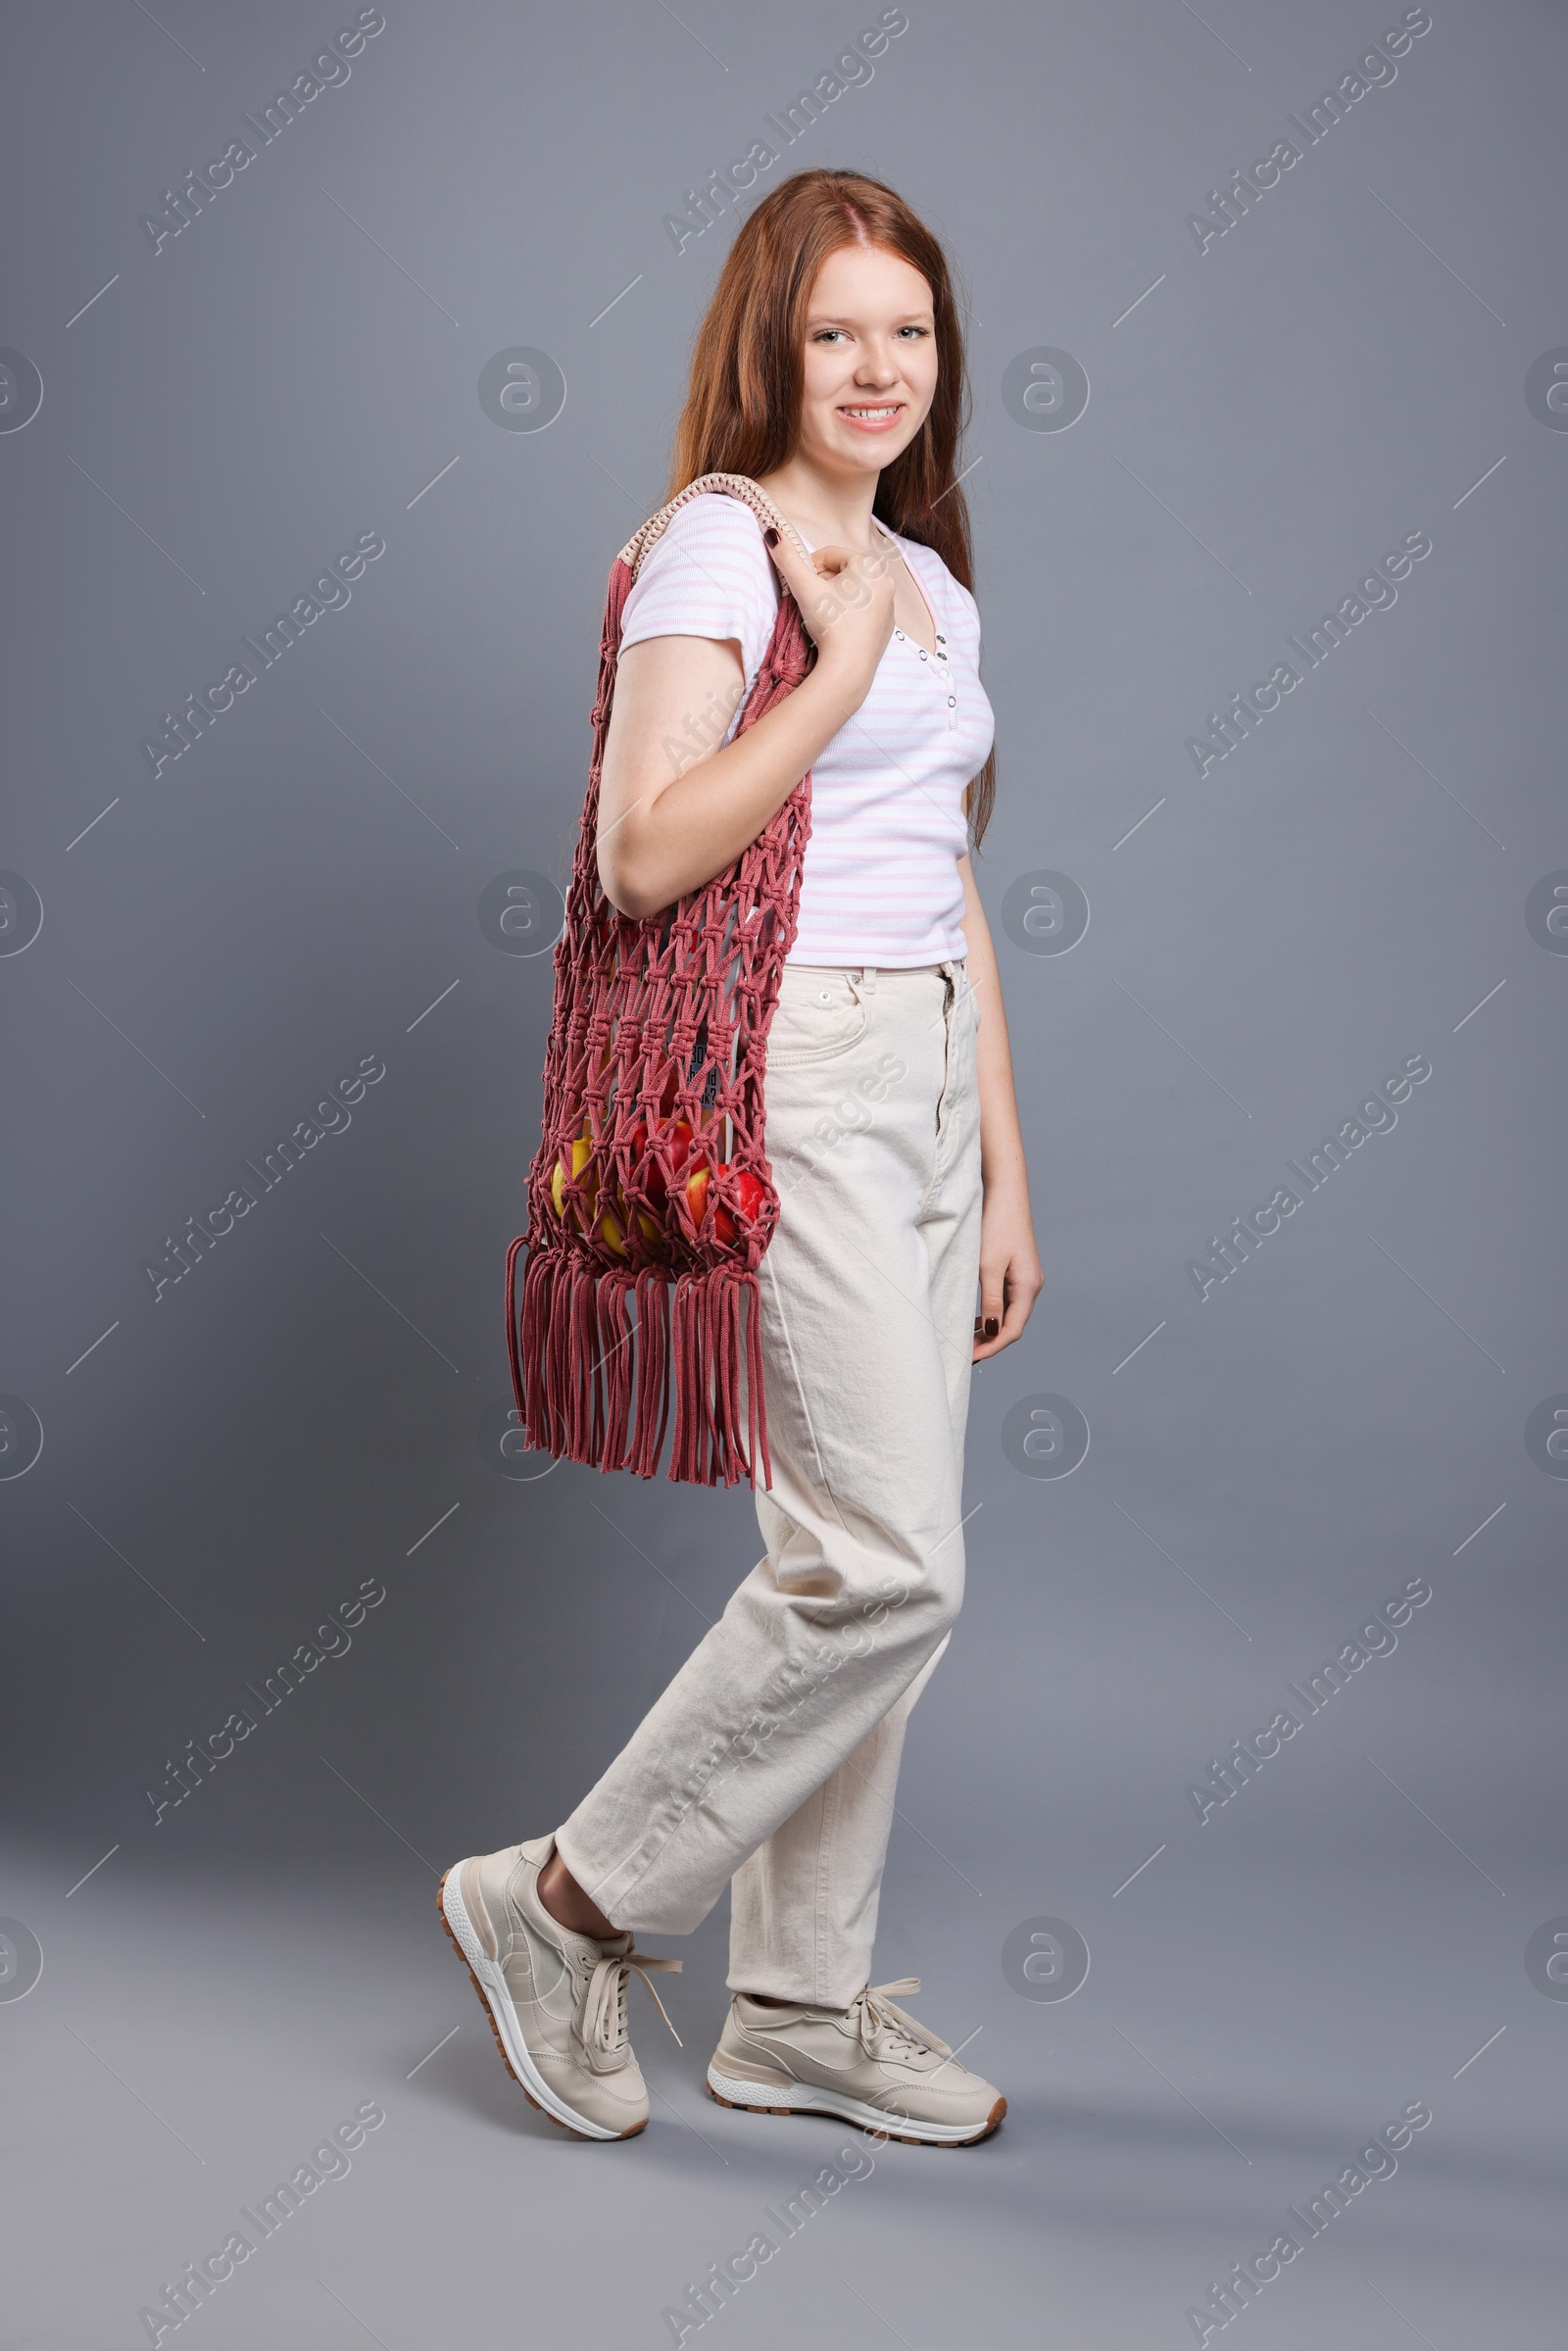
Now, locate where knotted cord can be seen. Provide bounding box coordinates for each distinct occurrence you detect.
[509,475,816,1489]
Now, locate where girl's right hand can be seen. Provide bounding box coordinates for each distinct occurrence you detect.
[763,525,896,704]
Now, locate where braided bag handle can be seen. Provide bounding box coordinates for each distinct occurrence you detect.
[507,473,816,1488]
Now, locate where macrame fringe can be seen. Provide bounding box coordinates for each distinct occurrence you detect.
[509,1244,770,1490]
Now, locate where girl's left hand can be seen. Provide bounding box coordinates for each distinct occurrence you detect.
[973,1190,1044,1360]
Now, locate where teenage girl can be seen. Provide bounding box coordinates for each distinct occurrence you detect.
[442,168,1043,2144]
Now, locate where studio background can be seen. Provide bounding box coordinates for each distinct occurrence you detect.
[2,2,1564,2343]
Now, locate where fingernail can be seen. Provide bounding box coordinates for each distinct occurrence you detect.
[984,1316,1000,1339]
[763,526,779,547]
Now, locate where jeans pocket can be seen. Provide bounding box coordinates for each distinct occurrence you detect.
[767,968,870,1066]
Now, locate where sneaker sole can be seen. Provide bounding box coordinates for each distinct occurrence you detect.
[706,2060,1005,2146]
[437,1866,646,2141]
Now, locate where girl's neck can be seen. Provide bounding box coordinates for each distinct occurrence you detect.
[757,453,889,552]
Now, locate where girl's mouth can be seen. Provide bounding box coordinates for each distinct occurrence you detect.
[837,403,905,431]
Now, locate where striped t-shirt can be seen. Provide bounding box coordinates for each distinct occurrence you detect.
[617,492,994,966]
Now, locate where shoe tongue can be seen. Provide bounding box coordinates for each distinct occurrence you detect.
[577,1936,635,2062]
[566,1929,633,2003]
[534,1921,605,1993]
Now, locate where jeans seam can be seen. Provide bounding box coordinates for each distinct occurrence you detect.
[813,1770,840,2005]
[915,970,960,1218]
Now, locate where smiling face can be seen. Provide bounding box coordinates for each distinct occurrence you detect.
[794,240,939,482]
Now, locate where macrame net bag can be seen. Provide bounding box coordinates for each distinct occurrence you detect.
[507,475,814,1489]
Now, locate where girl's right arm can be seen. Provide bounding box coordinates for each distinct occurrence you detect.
[597,534,893,920]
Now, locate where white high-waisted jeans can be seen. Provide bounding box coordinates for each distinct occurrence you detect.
[555,956,983,2008]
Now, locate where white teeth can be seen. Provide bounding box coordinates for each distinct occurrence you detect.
[843,406,899,418]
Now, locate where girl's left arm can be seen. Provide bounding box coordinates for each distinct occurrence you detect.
[958,853,1044,1361]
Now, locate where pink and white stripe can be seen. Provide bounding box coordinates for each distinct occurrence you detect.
[617,492,995,967]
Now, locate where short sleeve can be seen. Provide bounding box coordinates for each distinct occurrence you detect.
[619,494,779,699]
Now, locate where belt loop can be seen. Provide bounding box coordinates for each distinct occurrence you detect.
[859,964,877,995]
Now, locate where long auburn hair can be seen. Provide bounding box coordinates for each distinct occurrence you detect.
[666,169,997,848]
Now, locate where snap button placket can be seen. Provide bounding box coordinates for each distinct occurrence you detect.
[933,628,956,730]
[888,529,958,729]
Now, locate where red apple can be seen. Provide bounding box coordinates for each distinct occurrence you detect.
[712,1166,766,1245]
[639,1118,693,1212]
[681,1158,767,1242]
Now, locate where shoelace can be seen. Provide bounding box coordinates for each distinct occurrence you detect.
[580,1943,684,2058]
[853,1978,954,2065]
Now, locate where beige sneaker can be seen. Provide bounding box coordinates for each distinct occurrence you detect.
[438,1836,680,2140]
[707,1977,1005,2146]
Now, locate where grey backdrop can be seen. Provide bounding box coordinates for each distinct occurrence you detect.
[3,2,1565,2344]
